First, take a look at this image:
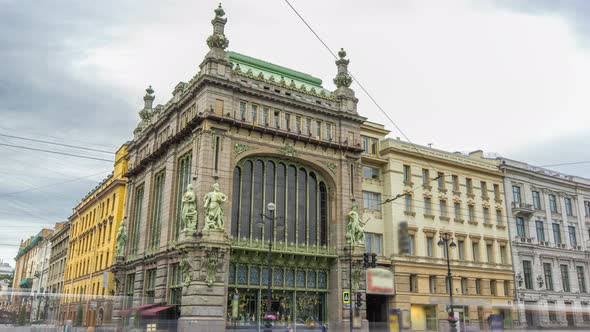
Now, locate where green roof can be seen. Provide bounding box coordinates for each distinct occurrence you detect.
[229,51,323,87]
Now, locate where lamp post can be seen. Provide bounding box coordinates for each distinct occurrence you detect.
[437,231,457,332]
[260,202,277,331]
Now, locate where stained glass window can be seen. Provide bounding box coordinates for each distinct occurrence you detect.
[228,263,236,284]
[262,267,270,286]
[237,265,248,285]
[296,270,305,288]
[307,271,316,288]
[285,269,295,287]
[274,268,283,287]
[318,271,327,289]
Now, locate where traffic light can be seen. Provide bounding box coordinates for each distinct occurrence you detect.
[356,292,363,308]
[363,253,370,268]
[371,253,377,268]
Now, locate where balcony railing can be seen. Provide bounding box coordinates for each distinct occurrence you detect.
[512,202,534,216]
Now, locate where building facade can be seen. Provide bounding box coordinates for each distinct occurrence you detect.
[12,229,53,313]
[362,133,516,331]
[61,145,128,327]
[47,221,70,323]
[500,158,590,329]
[30,234,52,322]
[113,5,368,331]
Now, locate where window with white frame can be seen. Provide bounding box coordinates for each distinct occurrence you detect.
[365,233,382,254]
[363,191,381,210]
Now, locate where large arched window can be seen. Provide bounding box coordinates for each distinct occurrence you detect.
[231,158,328,246]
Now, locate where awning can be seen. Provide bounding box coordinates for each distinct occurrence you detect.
[120,303,157,316]
[140,305,176,316]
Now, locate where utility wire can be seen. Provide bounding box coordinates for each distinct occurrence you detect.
[0,143,113,162]
[539,161,590,168]
[0,133,114,154]
[0,171,111,197]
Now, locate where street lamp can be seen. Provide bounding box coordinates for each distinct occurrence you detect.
[259,202,279,331]
[437,232,457,332]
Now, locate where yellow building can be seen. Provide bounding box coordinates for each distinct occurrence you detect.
[360,123,516,331]
[61,144,128,327]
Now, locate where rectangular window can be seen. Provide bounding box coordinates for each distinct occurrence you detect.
[305,118,311,134]
[461,278,468,294]
[500,246,507,264]
[454,203,461,219]
[516,217,526,237]
[494,184,500,199]
[145,269,156,303]
[125,274,135,309]
[324,122,332,140]
[561,264,570,292]
[131,185,145,254]
[496,210,503,225]
[405,195,412,213]
[569,226,577,247]
[548,302,557,322]
[585,201,590,217]
[362,136,378,154]
[532,191,541,209]
[424,198,432,216]
[422,169,429,185]
[583,304,590,322]
[486,244,493,263]
[295,115,301,132]
[274,111,280,128]
[408,234,415,255]
[523,260,533,289]
[169,263,183,304]
[565,198,573,216]
[175,153,192,239]
[284,113,291,130]
[262,107,269,125]
[577,266,587,293]
[549,194,558,213]
[553,223,562,244]
[429,276,436,293]
[440,200,447,217]
[458,240,465,260]
[475,279,481,295]
[472,242,479,262]
[481,181,488,198]
[512,186,521,203]
[365,233,382,254]
[149,171,166,250]
[250,104,258,124]
[466,178,473,194]
[363,191,381,210]
[409,274,417,292]
[543,263,554,291]
[437,172,445,188]
[504,281,510,297]
[536,220,545,242]
[403,165,411,183]
[483,207,490,224]
[239,101,246,119]
[490,280,496,296]
[315,120,321,137]
[363,166,379,180]
[426,237,434,257]
[468,205,475,222]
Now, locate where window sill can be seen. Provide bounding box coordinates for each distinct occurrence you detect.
[440,216,451,222]
[452,190,461,196]
[424,214,435,220]
[438,188,448,193]
[403,181,414,187]
[404,211,416,217]
[483,223,494,228]
[454,218,465,224]
[468,220,478,226]
[422,184,432,190]
[496,225,506,230]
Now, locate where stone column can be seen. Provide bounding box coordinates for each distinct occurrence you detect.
[177,230,230,332]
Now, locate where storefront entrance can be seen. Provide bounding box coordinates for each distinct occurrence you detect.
[226,289,326,331]
[366,294,387,331]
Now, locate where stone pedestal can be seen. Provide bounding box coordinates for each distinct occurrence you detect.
[177,230,230,332]
[110,256,126,328]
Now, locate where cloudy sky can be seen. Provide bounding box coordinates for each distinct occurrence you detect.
[0,0,589,267]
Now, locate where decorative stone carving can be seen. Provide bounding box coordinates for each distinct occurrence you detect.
[234,143,257,157]
[321,161,337,175]
[333,48,353,88]
[206,4,229,50]
[278,144,298,157]
[346,205,366,246]
[180,257,193,287]
[203,183,227,231]
[516,273,524,288]
[205,251,220,287]
[115,220,127,257]
[181,184,198,233]
[352,264,361,292]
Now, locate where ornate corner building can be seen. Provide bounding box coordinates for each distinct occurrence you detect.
[500,158,590,329]
[112,4,367,331]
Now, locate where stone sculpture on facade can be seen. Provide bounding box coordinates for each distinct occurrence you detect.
[181,184,198,233]
[205,252,219,287]
[346,205,366,246]
[203,183,227,231]
[115,221,127,257]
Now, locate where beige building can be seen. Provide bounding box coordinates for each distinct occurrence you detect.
[47,221,69,323]
[360,123,515,331]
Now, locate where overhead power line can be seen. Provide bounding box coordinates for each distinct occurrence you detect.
[539,161,590,168]
[0,170,111,197]
[0,143,113,162]
[0,133,114,154]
